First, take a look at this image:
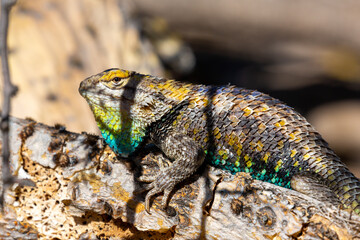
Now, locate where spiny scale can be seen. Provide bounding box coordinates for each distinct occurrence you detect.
[79,68,360,215]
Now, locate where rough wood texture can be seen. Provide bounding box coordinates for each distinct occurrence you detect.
[0,117,359,239]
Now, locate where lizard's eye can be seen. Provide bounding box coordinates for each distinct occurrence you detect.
[112,77,122,85]
[101,71,132,89]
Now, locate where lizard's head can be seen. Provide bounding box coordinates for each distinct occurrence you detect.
[79,68,148,157]
[79,68,136,106]
[80,68,191,157]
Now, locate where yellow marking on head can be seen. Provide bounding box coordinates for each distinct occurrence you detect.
[328,175,335,181]
[327,169,334,175]
[303,145,310,151]
[293,161,299,167]
[352,201,359,209]
[204,137,208,143]
[316,157,322,162]
[275,122,281,128]
[277,140,284,149]
[100,69,132,81]
[214,127,220,135]
[279,119,286,126]
[243,107,253,117]
[290,149,297,157]
[343,185,350,192]
[235,161,240,167]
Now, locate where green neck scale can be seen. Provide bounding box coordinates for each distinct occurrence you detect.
[91,103,146,157]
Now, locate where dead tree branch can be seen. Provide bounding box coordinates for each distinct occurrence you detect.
[0,117,359,239]
[0,0,18,208]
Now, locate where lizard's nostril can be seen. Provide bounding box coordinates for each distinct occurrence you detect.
[79,79,89,96]
[79,81,84,95]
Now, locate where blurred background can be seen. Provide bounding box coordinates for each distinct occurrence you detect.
[1,0,360,176]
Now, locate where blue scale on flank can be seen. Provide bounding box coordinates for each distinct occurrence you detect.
[208,151,292,189]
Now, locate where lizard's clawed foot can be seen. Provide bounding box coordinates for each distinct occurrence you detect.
[137,170,176,214]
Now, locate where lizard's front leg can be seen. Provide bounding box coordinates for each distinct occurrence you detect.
[139,132,205,213]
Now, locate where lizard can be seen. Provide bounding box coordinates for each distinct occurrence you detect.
[79,68,360,215]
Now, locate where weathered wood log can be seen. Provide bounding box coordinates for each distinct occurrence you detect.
[0,117,359,239]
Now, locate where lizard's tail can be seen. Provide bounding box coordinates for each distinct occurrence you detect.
[324,160,360,215]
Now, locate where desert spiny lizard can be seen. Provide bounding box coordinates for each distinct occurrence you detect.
[79,68,360,215]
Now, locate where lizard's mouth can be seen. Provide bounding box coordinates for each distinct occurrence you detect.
[79,75,97,97]
[79,81,87,97]
[79,74,138,113]
[82,90,135,112]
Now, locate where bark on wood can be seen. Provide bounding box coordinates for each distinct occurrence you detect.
[0,117,359,239]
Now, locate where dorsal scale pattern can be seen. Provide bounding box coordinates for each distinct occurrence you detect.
[79,68,360,215]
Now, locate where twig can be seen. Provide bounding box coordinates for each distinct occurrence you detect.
[0,0,18,209]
